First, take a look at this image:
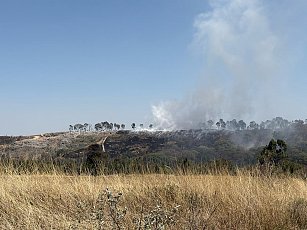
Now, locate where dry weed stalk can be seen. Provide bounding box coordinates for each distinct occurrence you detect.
[0,170,305,229]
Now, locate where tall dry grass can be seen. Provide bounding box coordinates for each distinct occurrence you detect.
[0,169,306,229]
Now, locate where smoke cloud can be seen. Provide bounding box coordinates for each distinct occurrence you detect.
[152,0,290,130]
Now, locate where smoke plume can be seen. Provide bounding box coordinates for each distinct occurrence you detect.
[152,0,289,130]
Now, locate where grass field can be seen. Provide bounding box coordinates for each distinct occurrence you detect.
[0,170,306,229]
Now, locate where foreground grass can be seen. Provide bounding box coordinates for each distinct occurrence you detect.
[0,172,306,229]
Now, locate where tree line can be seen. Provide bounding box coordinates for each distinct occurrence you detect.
[69,121,154,133]
[69,117,307,133]
[200,117,307,131]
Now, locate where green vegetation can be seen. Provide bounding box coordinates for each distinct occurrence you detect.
[258,139,288,166]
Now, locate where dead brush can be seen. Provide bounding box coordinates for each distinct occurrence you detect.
[0,172,306,229]
[71,187,181,230]
[133,204,180,230]
[185,191,221,229]
[70,188,127,229]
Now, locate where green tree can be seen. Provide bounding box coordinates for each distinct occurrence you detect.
[258,139,287,166]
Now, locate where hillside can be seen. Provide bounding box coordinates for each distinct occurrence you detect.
[1,125,307,171]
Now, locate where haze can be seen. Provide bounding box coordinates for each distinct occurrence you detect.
[1,0,307,135]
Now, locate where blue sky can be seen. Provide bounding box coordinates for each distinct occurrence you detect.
[0,0,208,135]
[1,0,307,135]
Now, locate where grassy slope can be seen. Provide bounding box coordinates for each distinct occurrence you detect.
[0,171,306,229]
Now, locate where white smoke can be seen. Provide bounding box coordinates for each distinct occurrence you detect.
[152,0,286,130]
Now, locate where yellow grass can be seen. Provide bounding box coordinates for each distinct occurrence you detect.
[0,171,306,229]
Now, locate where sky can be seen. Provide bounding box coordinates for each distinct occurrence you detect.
[0,0,307,135]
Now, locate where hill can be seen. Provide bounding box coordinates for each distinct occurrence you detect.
[1,125,307,173]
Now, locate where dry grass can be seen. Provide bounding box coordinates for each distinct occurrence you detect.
[0,170,306,229]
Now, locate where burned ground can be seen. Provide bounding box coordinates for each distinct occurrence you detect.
[1,126,307,169]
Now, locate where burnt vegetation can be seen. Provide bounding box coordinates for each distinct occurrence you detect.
[0,117,307,175]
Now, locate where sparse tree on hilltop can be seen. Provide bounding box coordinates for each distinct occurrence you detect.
[293,119,304,128]
[207,120,214,129]
[114,123,120,130]
[95,123,102,132]
[102,121,110,130]
[238,120,246,130]
[83,123,89,132]
[227,119,238,130]
[220,119,226,129]
[74,124,84,133]
[248,121,259,130]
